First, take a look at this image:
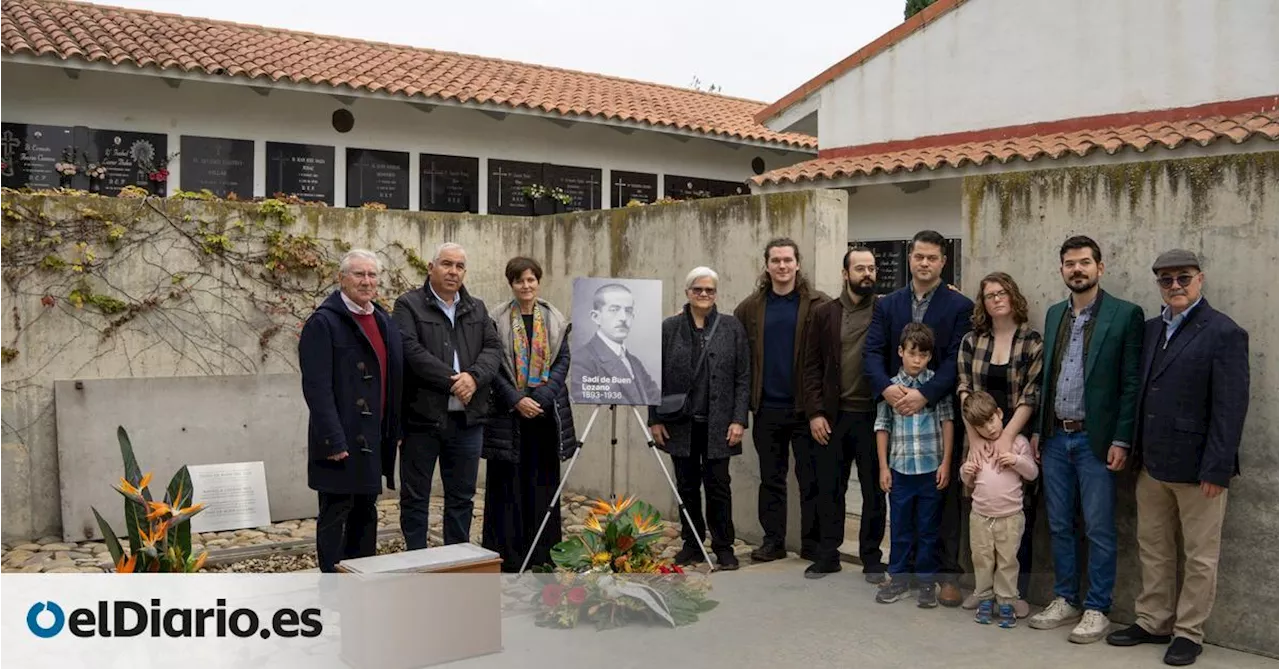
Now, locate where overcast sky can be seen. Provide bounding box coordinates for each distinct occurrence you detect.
[100,0,904,103]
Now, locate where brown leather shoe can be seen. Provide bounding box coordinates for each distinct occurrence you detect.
[938,582,963,607]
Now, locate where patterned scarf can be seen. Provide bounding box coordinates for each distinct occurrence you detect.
[512,303,551,389]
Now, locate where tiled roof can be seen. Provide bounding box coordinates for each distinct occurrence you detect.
[0,0,817,150]
[754,98,1279,185]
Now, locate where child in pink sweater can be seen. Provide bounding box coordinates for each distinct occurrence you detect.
[960,391,1039,629]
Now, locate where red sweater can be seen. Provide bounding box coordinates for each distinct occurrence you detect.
[353,312,387,418]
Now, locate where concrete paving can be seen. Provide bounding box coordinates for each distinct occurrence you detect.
[445,557,1272,669]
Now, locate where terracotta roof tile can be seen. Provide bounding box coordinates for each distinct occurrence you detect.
[754,102,1278,186]
[2,0,816,149]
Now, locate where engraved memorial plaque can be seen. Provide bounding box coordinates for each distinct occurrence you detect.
[1,122,76,191]
[78,128,169,196]
[487,159,542,216]
[542,163,602,212]
[346,148,409,209]
[419,153,479,213]
[610,170,658,207]
[266,141,335,205]
[180,135,254,199]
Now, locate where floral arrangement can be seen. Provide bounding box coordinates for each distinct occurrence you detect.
[91,426,210,573]
[85,163,108,180]
[522,183,572,205]
[531,495,717,630]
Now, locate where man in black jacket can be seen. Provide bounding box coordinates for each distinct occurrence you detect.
[393,242,502,549]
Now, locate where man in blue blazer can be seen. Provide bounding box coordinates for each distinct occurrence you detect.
[864,229,974,607]
[1105,250,1249,667]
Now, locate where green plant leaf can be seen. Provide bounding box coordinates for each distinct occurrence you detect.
[164,465,194,553]
[91,507,125,566]
[117,426,152,503]
[124,496,146,554]
[550,537,589,570]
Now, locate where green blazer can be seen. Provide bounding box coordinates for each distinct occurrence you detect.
[1036,289,1145,463]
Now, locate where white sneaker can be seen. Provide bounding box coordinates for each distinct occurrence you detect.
[1028,597,1083,630]
[1068,610,1113,644]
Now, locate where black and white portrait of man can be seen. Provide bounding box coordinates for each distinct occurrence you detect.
[569,278,662,406]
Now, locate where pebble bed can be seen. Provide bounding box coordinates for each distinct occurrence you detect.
[1,490,754,573]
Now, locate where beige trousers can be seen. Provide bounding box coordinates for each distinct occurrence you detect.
[1134,469,1229,644]
[969,510,1024,604]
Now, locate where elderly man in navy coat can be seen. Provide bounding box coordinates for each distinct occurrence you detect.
[1106,249,1249,667]
[863,229,973,607]
[299,249,404,573]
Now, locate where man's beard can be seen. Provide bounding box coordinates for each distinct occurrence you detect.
[848,279,875,296]
[1066,273,1098,294]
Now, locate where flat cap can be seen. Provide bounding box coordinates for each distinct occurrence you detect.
[1152,249,1201,273]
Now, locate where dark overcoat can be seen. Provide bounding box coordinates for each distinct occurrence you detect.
[648,305,751,459]
[299,290,404,495]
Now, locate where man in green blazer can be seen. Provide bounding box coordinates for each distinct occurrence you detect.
[1027,236,1144,645]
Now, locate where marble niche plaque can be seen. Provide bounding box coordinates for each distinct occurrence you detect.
[266,141,335,205]
[180,135,254,199]
[346,148,410,210]
[420,153,479,213]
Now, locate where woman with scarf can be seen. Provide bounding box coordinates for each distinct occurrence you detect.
[481,256,576,572]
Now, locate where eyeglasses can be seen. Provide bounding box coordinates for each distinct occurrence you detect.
[689,287,717,296]
[1157,273,1198,289]
[983,289,1009,302]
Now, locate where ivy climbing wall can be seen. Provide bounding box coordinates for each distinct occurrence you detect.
[0,187,850,550]
[962,151,1278,655]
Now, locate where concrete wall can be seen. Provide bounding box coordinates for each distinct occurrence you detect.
[962,152,1278,656]
[0,189,848,547]
[821,0,1279,148]
[0,63,812,211]
[847,179,964,241]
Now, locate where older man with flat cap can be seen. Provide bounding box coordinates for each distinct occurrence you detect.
[1105,249,1249,667]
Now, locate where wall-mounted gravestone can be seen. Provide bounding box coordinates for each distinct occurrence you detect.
[346,148,410,210]
[78,128,169,196]
[1,122,76,191]
[707,178,749,198]
[861,240,908,295]
[266,141,335,205]
[610,170,658,207]
[664,174,749,200]
[420,153,479,213]
[179,135,254,199]
[542,163,602,212]
[488,159,542,216]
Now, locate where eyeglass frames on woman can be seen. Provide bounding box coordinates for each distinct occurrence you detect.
[982,289,1009,302]
[689,287,716,296]
[1157,273,1198,289]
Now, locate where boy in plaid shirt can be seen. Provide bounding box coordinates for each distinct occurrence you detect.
[874,322,954,607]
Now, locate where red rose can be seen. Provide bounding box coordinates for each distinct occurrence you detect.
[673,565,684,574]
[541,584,565,607]
[566,587,587,605]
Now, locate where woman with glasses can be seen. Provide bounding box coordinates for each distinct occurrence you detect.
[648,267,751,571]
[481,256,576,573]
[956,271,1044,616]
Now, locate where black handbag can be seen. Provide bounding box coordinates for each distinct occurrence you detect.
[656,315,720,422]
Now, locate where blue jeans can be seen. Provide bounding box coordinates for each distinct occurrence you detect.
[1042,429,1117,612]
[888,470,942,585]
[400,413,484,549]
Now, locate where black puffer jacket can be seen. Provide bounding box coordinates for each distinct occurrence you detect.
[483,299,578,462]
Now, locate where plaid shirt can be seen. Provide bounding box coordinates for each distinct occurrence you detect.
[956,322,1044,413]
[875,368,954,475]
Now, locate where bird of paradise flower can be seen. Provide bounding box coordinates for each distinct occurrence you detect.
[91,427,210,573]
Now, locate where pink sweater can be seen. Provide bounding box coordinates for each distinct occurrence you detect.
[962,435,1039,518]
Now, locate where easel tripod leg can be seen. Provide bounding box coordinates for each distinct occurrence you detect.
[629,406,716,573]
[517,406,603,576]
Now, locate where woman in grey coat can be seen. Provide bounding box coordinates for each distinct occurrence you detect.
[649,266,750,570]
